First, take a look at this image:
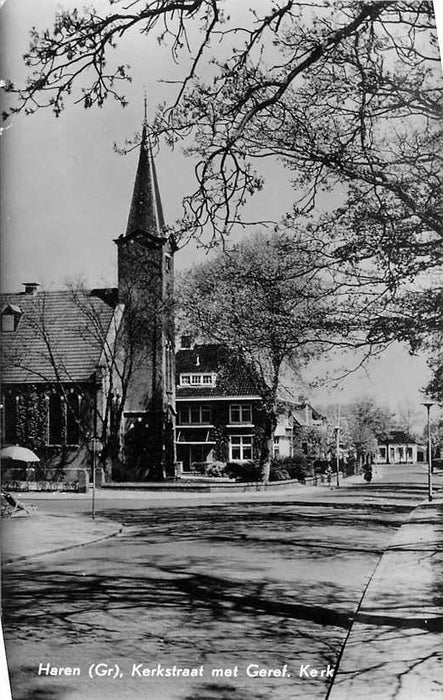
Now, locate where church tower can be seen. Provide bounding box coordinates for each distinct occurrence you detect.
[115,113,176,479]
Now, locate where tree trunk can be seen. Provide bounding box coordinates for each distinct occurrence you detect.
[262,436,273,487]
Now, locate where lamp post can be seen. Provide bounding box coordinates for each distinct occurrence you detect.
[422,401,434,503]
[334,426,340,488]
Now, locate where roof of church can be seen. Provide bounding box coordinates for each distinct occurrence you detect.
[125,123,165,238]
[176,344,263,398]
[1,288,118,384]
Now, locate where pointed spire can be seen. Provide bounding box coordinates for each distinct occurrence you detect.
[125,98,165,237]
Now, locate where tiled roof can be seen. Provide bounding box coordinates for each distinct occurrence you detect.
[176,386,262,399]
[176,344,263,398]
[377,430,419,445]
[1,289,117,384]
[176,344,224,373]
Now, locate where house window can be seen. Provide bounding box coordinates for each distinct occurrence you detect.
[66,393,80,445]
[1,314,15,332]
[229,404,252,424]
[178,405,212,424]
[180,373,215,387]
[1,304,22,332]
[230,435,253,461]
[48,393,63,445]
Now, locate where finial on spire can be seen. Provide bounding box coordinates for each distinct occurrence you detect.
[143,89,148,128]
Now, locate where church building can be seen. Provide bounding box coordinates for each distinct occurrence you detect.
[0,118,176,481]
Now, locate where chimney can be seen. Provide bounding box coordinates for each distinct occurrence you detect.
[22,283,40,296]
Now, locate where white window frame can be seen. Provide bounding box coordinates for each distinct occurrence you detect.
[1,314,15,332]
[229,435,253,462]
[178,405,212,424]
[229,403,252,424]
[180,373,216,387]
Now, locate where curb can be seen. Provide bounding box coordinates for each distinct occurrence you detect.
[2,518,124,566]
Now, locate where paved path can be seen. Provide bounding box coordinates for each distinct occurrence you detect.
[2,513,122,565]
[328,500,443,700]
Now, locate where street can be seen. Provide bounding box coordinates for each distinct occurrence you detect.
[2,464,441,700]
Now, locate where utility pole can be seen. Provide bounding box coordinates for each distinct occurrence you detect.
[422,402,434,503]
[334,426,340,488]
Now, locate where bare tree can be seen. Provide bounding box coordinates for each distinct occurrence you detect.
[2,1,441,384]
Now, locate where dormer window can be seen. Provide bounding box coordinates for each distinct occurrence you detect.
[179,373,216,387]
[1,304,23,332]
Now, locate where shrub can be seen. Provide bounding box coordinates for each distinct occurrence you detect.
[225,461,262,482]
[205,462,226,477]
[269,467,291,481]
[271,455,310,482]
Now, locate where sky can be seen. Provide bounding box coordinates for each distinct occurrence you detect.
[0,0,441,429]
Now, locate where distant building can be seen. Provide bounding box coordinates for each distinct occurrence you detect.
[375,430,425,464]
[273,402,324,459]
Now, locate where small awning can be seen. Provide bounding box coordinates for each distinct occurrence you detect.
[176,429,215,444]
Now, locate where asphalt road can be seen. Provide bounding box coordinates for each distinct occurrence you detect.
[2,464,441,700]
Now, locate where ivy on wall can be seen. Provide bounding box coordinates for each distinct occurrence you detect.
[209,423,229,462]
[15,386,48,450]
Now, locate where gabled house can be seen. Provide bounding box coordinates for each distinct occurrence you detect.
[175,342,264,470]
[273,402,325,459]
[175,340,325,471]
[1,117,176,481]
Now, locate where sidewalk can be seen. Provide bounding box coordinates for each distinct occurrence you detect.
[1,512,123,565]
[328,499,443,700]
